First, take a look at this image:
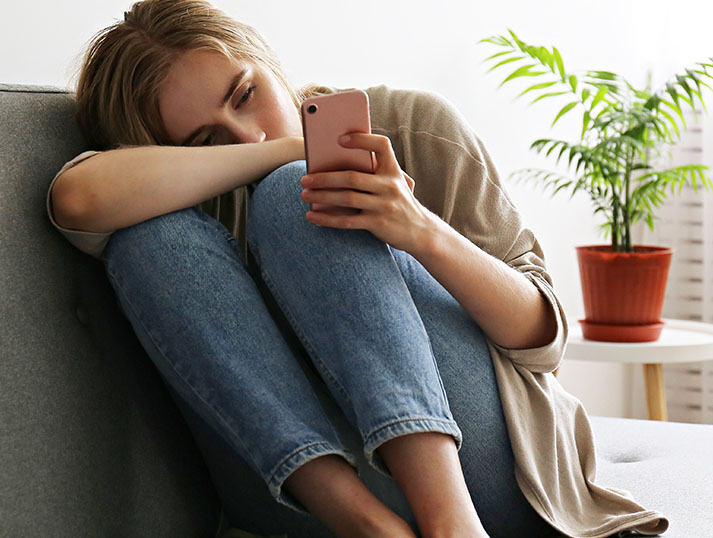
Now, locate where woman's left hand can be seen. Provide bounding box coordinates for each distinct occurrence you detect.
[300,133,435,253]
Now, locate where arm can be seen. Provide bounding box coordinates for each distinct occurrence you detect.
[300,132,560,353]
[52,137,304,232]
[408,214,557,350]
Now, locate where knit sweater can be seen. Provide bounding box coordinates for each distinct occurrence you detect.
[46,84,668,538]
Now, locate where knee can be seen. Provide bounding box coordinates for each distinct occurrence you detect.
[107,207,195,255]
[104,207,231,268]
[249,160,308,228]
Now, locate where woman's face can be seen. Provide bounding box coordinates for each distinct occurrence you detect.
[158,49,302,146]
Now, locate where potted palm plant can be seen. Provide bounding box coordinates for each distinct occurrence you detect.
[481,31,713,342]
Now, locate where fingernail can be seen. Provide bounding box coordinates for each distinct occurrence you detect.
[301,175,313,186]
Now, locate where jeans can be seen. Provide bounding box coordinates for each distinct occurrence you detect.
[103,160,557,538]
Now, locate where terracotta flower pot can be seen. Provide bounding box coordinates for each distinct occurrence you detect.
[576,245,673,342]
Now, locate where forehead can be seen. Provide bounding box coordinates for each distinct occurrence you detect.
[158,49,250,143]
[166,48,244,87]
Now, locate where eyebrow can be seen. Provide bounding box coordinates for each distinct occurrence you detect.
[180,69,247,146]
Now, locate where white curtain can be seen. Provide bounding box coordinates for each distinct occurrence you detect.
[635,110,713,424]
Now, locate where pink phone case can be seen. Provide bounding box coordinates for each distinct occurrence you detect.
[301,89,375,174]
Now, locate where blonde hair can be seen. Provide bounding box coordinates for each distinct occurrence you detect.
[75,0,326,149]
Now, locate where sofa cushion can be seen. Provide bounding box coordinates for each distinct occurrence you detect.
[0,84,220,537]
[591,416,713,538]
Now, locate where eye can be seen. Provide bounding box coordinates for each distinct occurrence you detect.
[237,86,256,106]
[200,133,215,146]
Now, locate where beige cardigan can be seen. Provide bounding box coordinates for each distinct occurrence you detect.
[46,85,668,538]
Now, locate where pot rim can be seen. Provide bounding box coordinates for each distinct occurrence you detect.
[576,244,673,255]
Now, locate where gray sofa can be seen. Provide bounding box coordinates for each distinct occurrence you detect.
[2,83,712,538]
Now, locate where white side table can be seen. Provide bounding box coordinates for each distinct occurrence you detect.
[564,318,713,421]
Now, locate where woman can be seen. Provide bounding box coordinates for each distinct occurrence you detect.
[46,1,669,537]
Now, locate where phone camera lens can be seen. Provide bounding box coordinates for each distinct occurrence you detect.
[307,104,317,114]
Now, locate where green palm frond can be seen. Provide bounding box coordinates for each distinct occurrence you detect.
[481,31,713,251]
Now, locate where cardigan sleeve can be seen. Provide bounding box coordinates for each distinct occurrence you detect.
[367,85,568,373]
[46,150,111,259]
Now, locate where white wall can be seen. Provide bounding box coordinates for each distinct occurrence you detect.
[3,0,712,418]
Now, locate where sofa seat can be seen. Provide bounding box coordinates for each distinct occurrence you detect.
[590,416,713,537]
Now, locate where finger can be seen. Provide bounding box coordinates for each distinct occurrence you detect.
[305,209,373,230]
[309,203,361,216]
[301,188,379,210]
[302,170,380,193]
[404,172,416,192]
[338,133,400,174]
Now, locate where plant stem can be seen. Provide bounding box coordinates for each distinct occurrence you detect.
[611,187,620,251]
[624,146,633,252]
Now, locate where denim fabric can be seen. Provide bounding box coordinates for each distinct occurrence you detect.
[246,161,462,476]
[102,160,556,538]
[103,203,357,513]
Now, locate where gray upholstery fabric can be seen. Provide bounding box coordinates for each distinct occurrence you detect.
[591,416,713,537]
[0,84,219,537]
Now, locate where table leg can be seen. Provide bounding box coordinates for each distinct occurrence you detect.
[642,363,668,421]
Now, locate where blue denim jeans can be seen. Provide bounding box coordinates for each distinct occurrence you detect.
[103,161,557,538]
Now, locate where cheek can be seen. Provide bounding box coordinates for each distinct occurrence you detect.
[272,94,301,136]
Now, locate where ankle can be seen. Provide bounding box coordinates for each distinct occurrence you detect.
[284,455,415,538]
[423,529,490,538]
[354,510,415,538]
[419,512,489,538]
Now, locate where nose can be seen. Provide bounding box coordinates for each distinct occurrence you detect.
[223,114,266,144]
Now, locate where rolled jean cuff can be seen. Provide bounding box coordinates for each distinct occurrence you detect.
[268,441,359,513]
[363,417,463,477]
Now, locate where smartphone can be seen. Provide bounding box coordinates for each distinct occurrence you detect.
[301,89,375,175]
